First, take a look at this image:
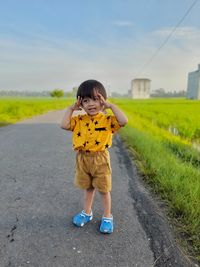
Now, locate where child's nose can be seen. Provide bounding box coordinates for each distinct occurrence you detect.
[88,99,95,104]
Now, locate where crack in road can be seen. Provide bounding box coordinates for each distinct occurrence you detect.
[7,216,19,243]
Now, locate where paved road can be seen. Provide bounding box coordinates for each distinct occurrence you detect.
[0,110,195,267]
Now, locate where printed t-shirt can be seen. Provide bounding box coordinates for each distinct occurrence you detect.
[70,112,121,151]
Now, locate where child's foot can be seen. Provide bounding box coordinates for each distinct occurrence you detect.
[99,216,114,234]
[72,210,93,227]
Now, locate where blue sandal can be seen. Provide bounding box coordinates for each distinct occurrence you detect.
[72,210,93,227]
[100,216,114,234]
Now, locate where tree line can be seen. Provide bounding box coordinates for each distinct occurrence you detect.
[0,88,186,98]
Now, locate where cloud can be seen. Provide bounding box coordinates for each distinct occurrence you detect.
[0,36,132,91]
[0,25,200,93]
[153,26,200,40]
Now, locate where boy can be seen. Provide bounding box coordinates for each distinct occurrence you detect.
[61,80,128,233]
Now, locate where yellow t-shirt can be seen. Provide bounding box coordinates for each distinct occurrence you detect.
[70,112,121,151]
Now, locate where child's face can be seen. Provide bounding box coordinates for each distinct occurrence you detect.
[81,91,102,116]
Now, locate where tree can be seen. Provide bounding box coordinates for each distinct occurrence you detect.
[50,89,64,98]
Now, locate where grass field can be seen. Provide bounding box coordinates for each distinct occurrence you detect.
[0,97,200,261]
[0,97,71,126]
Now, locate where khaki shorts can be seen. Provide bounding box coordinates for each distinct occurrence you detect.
[74,150,112,193]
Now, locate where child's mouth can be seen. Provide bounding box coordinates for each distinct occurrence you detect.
[88,108,96,112]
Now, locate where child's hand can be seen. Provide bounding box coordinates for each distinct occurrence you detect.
[97,93,111,110]
[70,96,82,111]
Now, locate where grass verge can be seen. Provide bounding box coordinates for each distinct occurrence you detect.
[120,125,200,262]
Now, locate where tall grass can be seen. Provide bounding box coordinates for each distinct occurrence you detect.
[113,98,200,260]
[120,126,200,229]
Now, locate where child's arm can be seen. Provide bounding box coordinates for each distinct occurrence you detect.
[108,103,128,126]
[60,97,82,130]
[98,93,128,127]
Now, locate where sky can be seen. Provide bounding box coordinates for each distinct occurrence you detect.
[0,0,200,94]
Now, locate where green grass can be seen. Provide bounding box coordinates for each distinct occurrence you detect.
[120,126,199,237]
[112,98,200,141]
[0,97,73,126]
[1,96,200,261]
[113,98,200,261]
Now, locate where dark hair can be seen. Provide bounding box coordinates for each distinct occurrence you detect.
[76,80,107,100]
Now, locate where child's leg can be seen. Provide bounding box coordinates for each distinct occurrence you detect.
[73,188,95,227]
[99,191,113,233]
[84,188,96,214]
[99,191,112,218]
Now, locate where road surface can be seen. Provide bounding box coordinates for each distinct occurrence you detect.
[0,110,194,267]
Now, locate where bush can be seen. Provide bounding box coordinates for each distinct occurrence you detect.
[50,89,64,98]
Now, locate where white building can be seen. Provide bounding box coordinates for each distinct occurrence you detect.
[129,78,151,99]
[187,64,200,99]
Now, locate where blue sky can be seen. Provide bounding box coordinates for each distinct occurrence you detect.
[0,0,200,93]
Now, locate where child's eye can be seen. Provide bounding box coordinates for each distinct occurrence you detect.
[82,99,88,103]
